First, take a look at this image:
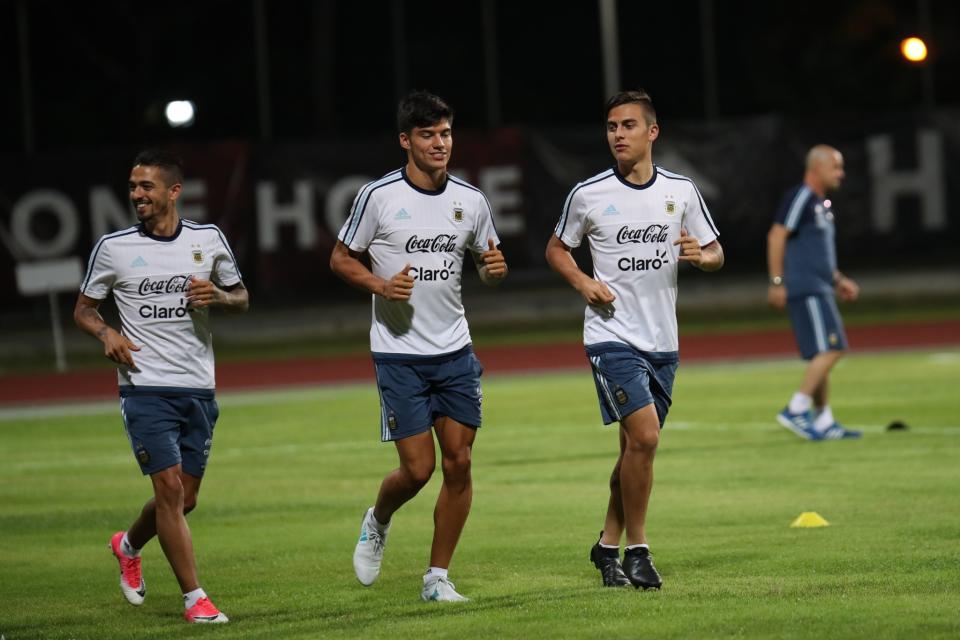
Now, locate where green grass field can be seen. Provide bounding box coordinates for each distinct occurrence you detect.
[2,349,959,639]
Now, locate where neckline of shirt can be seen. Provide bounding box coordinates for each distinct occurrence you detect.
[402,166,449,196]
[139,218,183,242]
[613,165,658,190]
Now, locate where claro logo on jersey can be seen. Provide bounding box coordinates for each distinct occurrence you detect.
[137,275,193,319]
[616,224,670,244]
[405,234,458,253]
[409,259,458,282]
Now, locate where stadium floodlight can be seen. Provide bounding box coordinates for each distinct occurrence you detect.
[900,36,928,63]
[164,100,196,127]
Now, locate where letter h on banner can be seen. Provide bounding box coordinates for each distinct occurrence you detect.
[866,130,946,234]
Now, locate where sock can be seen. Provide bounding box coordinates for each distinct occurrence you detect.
[371,510,389,532]
[813,406,835,432]
[424,567,449,581]
[598,542,620,551]
[788,392,812,414]
[120,533,142,558]
[183,587,207,609]
[624,543,649,552]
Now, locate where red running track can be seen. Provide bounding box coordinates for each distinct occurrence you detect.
[2,320,957,407]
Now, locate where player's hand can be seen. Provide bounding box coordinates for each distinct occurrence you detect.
[836,276,859,302]
[186,276,225,309]
[577,277,616,306]
[767,284,787,310]
[101,327,140,369]
[382,264,415,301]
[673,228,702,265]
[480,239,507,280]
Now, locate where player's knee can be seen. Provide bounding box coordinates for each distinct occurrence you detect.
[626,429,659,455]
[182,494,198,514]
[404,461,435,488]
[153,474,184,507]
[441,449,471,479]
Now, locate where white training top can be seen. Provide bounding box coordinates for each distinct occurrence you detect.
[554,166,719,354]
[338,167,500,356]
[80,219,243,391]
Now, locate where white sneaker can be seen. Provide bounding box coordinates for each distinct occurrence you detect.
[353,507,390,586]
[421,575,470,602]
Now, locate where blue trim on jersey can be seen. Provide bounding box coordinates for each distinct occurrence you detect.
[613,165,658,190]
[401,166,449,196]
[783,186,812,231]
[371,344,473,365]
[139,219,183,242]
[343,170,403,246]
[448,175,500,238]
[657,166,720,238]
[80,226,141,293]
[118,385,215,398]
[182,220,244,281]
[555,169,615,239]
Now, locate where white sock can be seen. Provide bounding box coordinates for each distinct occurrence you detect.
[121,533,142,558]
[624,543,649,551]
[788,392,812,414]
[183,587,207,609]
[813,406,835,432]
[370,510,389,532]
[599,542,619,550]
[424,567,448,582]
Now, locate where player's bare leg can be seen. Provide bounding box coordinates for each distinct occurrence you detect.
[149,464,200,593]
[618,404,663,589]
[798,350,843,396]
[429,416,476,569]
[127,471,202,549]
[374,430,436,523]
[601,427,627,545]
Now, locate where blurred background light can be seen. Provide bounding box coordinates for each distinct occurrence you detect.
[164,100,196,128]
[901,36,928,63]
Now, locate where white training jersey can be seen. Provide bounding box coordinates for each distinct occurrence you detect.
[80,219,243,391]
[338,167,500,356]
[554,165,719,354]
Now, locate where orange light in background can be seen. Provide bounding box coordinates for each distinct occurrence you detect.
[901,36,928,63]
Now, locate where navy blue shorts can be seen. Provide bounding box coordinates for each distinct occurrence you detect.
[372,345,483,442]
[787,294,848,360]
[585,342,679,427]
[119,390,219,477]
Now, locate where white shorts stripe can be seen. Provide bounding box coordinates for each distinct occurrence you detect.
[590,356,621,421]
[806,296,828,353]
[373,363,389,441]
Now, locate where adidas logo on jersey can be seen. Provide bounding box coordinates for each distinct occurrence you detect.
[602,204,620,216]
[130,256,148,268]
[394,208,411,220]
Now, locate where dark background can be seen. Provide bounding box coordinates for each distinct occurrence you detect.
[2,0,957,152]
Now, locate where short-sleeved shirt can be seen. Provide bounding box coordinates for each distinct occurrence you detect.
[338,167,500,357]
[554,165,719,354]
[80,219,242,393]
[774,184,837,299]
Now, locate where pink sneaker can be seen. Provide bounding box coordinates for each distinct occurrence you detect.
[184,597,229,624]
[109,531,145,605]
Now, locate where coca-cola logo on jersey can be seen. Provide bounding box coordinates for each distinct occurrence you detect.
[138,275,191,296]
[616,224,670,244]
[405,234,458,253]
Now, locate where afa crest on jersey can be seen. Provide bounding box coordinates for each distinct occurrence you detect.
[665,200,676,215]
[452,202,464,222]
[191,244,203,264]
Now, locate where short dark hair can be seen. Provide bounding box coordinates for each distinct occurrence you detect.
[132,148,184,186]
[397,91,454,133]
[604,89,657,125]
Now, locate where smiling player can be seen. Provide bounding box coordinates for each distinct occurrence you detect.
[330,91,507,602]
[74,149,248,623]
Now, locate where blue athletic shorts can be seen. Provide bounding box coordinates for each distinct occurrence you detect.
[585,342,679,427]
[372,345,483,442]
[119,389,219,477]
[786,294,848,360]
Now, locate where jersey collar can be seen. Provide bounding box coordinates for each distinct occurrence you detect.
[139,218,183,242]
[613,165,658,190]
[402,166,449,196]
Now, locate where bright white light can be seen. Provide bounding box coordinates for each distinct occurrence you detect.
[900,37,928,63]
[164,100,196,127]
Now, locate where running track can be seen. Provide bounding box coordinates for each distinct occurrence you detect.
[2,320,957,407]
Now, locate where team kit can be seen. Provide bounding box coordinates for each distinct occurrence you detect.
[74,91,850,623]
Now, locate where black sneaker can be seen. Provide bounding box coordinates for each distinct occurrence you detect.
[622,546,662,590]
[589,532,631,587]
